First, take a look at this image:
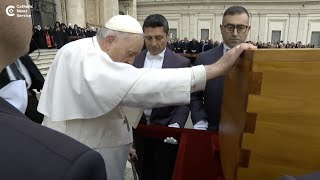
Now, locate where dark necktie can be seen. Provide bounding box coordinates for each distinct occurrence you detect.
[9,62,25,80]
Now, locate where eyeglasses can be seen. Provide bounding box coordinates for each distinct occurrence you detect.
[223,24,248,33]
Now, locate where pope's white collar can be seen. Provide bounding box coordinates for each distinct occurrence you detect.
[92,36,103,51]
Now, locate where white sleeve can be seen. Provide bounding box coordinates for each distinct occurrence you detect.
[190,65,207,93]
[122,65,206,108]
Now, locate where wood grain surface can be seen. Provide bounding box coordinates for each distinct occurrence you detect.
[219,49,320,180]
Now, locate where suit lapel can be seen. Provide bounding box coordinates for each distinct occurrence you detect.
[216,44,224,59]
[134,50,147,68]
[0,69,10,89]
[162,49,172,68]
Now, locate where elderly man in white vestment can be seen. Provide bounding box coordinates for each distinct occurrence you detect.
[38,15,256,180]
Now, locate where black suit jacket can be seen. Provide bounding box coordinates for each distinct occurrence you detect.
[0,55,45,124]
[133,49,190,127]
[190,44,224,131]
[0,97,107,180]
[0,55,44,91]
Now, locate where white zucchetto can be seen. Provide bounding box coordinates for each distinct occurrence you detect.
[104,15,143,34]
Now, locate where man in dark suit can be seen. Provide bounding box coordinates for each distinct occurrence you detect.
[191,6,251,131]
[0,98,107,179]
[187,38,199,54]
[133,14,190,180]
[0,1,107,179]
[0,54,45,124]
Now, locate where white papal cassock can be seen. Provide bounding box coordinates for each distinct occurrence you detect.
[38,36,207,180]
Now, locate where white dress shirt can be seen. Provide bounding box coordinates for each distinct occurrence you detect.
[0,59,31,113]
[0,80,28,113]
[144,49,165,69]
[223,43,231,55]
[143,49,166,121]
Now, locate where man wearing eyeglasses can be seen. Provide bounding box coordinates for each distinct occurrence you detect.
[191,6,251,131]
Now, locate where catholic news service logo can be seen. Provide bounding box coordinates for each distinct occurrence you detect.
[5,5,32,17]
[6,5,15,16]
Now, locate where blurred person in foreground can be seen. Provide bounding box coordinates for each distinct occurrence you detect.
[0,1,107,179]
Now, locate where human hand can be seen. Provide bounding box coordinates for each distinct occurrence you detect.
[168,123,180,128]
[205,43,256,80]
[165,123,179,144]
[128,147,138,161]
[193,120,208,130]
[164,137,178,145]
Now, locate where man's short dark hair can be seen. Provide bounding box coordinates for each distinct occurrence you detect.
[143,14,169,34]
[223,6,249,18]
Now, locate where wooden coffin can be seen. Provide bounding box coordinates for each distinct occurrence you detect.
[219,49,320,180]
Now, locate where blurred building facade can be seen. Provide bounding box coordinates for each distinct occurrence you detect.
[31,0,320,46]
[30,0,136,28]
[137,0,320,46]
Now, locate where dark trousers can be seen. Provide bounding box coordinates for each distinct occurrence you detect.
[135,137,178,180]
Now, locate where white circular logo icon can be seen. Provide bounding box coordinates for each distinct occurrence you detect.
[6,5,15,16]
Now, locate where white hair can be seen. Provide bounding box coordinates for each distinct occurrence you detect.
[97,27,130,39]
